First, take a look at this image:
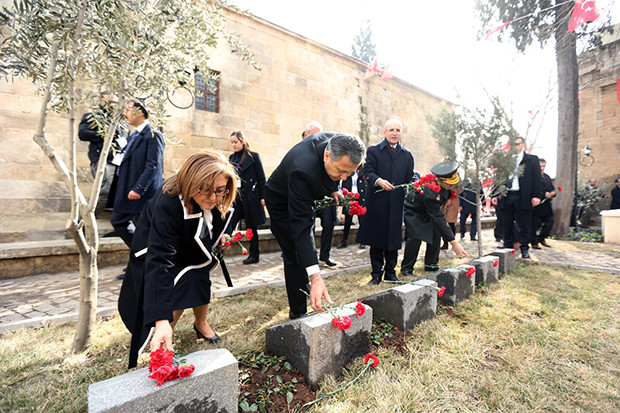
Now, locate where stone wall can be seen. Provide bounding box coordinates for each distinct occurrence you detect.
[0,8,452,242]
[577,32,620,201]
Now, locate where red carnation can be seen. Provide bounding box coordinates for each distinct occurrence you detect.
[178,364,195,378]
[234,232,243,242]
[557,185,562,192]
[149,348,174,373]
[355,301,365,318]
[167,365,179,381]
[242,249,248,255]
[331,316,352,330]
[342,188,349,196]
[465,267,475,277]
[450,190,456,199]
[149,365,174,386]
[493,260,499,267]
[437,286,446,297]
[511,249,516,255]
[364,353,380,368]
[245,229,254,240]
[354,192,360,199]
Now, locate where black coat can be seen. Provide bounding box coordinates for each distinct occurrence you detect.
[404,186,455,244]
[611,186,620,210]
[264,132,339,268]
[118,186,233,367]
[78,109,127,165]
[498,152,543,211]
[111,123,165,215]
[534,172,555,216]
[229,150,266,227]
[356,139,414,250]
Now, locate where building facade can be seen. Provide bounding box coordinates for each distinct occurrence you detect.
[0,9,452,242]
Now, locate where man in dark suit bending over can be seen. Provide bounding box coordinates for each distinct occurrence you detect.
[265,133,365,319]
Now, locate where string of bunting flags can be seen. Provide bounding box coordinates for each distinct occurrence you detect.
[485,0,602,40]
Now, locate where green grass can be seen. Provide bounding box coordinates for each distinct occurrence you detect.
[1,257,618,412]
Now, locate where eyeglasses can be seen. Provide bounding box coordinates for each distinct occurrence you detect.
[197,188,229,197]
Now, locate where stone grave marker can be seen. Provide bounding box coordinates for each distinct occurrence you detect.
[265,302,372,386]
[88,349,238,413]
[487,248,517,274]
[425,266,475,306]
[468,255,500,284]
[358,279,438,331]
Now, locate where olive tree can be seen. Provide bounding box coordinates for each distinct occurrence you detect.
[0,0,258,352]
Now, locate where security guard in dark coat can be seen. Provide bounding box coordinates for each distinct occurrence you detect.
[400,162,469,276]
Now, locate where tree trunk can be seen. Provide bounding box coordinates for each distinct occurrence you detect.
[552,0,579,237]
[476,188,483,257]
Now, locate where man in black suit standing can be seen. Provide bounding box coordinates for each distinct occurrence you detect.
[356,119,414,284]
[498,137,542,259]
[110,100,165,250]
[265,132,365,319]
[531,158,556,249]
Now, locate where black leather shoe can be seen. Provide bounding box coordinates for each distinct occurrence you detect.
[440,244,448,250]
[470,237,477,241]
[368,277,381,285]
[116,273,125,280]
[243,256,259,264]
[401,270,414,277]
[193,324,221,344]
[384,274,399,282]
[321,258,337,267]
[540,240,552,248]
[358,244,366,249]
[521,251,531,259]
[531,244,541,250]
[336,241,348,249]
[424,264,440,271]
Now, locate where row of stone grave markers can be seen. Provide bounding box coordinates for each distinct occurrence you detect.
[88,249,517,413]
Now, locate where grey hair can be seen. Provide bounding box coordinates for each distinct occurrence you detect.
[326,134,366,165]
[305,120,323,134]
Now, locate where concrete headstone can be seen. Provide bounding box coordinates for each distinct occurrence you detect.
[88,349,238,413]
[425,266,475,306]
[487,248,517,274]
[265,302,372,386]
[468,255,500,284]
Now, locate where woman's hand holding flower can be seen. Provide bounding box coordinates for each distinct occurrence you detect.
[151,319,174,352]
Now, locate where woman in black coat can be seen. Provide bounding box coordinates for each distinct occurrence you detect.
[228,131,266,264]
[118,151,238,368]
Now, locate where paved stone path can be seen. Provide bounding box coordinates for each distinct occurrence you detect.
[1,229,618,333]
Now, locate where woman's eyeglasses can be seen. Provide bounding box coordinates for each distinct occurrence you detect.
[197,188,230,197]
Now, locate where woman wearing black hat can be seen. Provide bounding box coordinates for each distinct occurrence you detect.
[400,161,468,277]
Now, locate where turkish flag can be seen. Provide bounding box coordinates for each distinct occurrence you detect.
[568,0,600,32]
[367,57,379,74]
[484,20,514,40]
[380,66,393,81]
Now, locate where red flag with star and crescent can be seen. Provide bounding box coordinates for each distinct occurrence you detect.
[568,0,600,32]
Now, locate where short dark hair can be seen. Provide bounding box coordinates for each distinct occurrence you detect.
[129,99,149,119]
[539,158,546,163]
[326,134,365,165]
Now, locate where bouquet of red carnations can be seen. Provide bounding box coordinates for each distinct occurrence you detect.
[313,188,366,216]
[148,349,195,386]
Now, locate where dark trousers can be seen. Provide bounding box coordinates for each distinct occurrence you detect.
[340,212,361,244]
[317,206,335,261]
[229,199,260,258]
[502,191,532,251]
[442,223,456,247]
[402,228,441,272]
[369,246,398,280]
[111,211,138,248]
[460,210,477,238]
[494,207,504,241]
[531,213,554,244]
[266,202,311,316]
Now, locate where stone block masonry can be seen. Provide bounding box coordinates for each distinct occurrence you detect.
[487,248,517,274]
[88,349,238,413]
[265,302,373,386]
[358,279,438,331]
[468,255,500,285]
[425,267,475,306]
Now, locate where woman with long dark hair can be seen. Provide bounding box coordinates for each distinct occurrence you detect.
[228,130,266,264]
[118,150,238,368]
